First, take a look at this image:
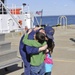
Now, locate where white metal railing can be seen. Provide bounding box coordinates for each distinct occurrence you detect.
[57,16,67,26]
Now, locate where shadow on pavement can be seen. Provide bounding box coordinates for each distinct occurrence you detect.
[70,38,75,42]
[21,72,24,75]
[0,64,23,75]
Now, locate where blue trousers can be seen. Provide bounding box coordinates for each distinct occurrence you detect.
[20,49,30,75]
[30,62,45,75]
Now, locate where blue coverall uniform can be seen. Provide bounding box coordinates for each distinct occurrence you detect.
[19,30,39,75]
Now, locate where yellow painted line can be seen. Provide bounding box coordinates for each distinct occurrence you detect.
[53,59,75,62]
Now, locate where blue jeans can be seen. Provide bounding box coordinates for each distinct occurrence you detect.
[30,62,45,75]
[45,72,51,75]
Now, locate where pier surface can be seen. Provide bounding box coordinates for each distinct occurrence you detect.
[0,25,75,75]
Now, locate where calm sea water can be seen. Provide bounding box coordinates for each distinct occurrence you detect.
[33,15,75,27]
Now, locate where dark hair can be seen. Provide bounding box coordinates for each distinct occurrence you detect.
[36,25,39,27]
[47,39,55,53]
[35,32,45,44]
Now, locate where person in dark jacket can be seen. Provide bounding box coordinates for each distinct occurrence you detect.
[19,27,47,75]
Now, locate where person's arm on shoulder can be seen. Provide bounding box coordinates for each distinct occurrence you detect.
[23,34,43,47]
[23,30,47,47]
[26,45,39,54]
[39,44,47,52]
[23,34,35,46]
[23,29,37,46]
[26,44,48,54]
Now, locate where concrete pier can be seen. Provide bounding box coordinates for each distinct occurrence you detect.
[0,25,75,75]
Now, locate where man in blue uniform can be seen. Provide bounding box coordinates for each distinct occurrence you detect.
[19,27,47,75]
[19,30,39,75]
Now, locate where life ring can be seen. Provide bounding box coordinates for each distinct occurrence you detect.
[18,20,22,25]
[18,20,22,28]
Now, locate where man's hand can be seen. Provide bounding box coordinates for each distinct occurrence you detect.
[27,29,32,34]
[39,44,48,52]
[34,27,41,31]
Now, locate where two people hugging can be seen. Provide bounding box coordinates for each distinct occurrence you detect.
[19,25,55,75]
